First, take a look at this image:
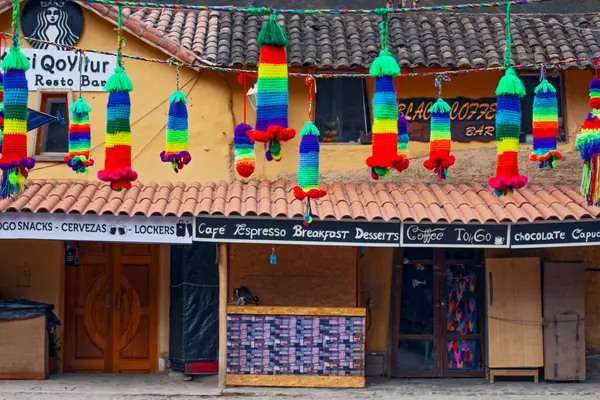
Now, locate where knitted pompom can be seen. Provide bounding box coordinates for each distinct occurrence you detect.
[233,123,255,178]
[529,78,562,168]
[257,14,288,47]
[65,97,94,174]
[489,68,528,196]
[294,120,326,226]
[369,50,401,78]
[423,98,455,181]
[160,90,192,173]
[576,78,600,206]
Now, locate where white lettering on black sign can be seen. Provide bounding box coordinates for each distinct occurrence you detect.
[402,223,509,248]
[512,222,600,248]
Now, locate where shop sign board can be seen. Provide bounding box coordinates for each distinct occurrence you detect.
[0,213,193,244]
[401,223,510,248]
[511,221,600,248]
[194,217,401,247]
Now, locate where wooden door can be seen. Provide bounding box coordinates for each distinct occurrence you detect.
[64,242,112,372]
[544,262,586,381]
[485,257,543,369]
[64,242,158,373]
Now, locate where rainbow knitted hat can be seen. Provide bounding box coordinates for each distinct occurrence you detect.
[234,123,255,178]
[366,51,408,180]
[530,78,562,168]
[64,97,94,174]
[488,68,528,196]
[294,121,326,226]
[576,78,600,206]
[160,90,192,173]
[248,14,296,161]
[98,66,138,191]
[0,45,35,198]
[423,97,455,181]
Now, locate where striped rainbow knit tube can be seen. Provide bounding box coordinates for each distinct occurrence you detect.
[248,15,295,162]
[576,78,600,206]
[160,90,192,173]
[366,52,408,180]
[488,68,528,196]
[64,97,94,174]
[423,98,455,181]
[530,78,562,168]
[293,121,327,226]
[233,123,255,178]
[98,66,138,191]
[397,113,410,168]
[0,71,4,152]
[0,46,35,199]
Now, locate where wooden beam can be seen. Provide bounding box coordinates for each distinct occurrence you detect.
[226,374,365,388]
[227,305,366,317]
[218,243,229,389]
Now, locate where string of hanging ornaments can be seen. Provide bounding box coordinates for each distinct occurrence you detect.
[1,0,595,201]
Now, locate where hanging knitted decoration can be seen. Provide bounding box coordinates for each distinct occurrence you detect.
[576,74,600,206]
[248,13,295,162]
[0,1,34,199]
[65,97,94,174]
[530,68,562,169]
[0,69,4,153]
[294,77,326,226]
[98,6,138,191]
[423,76,455,182]
[233,73,256,178]
[397,113,410,170]
[367,12,408,180]
[488,4,528,196]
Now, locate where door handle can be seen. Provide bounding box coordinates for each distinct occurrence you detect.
[489,272,494,307]
[115,293,119,312]
[106,294,111,309]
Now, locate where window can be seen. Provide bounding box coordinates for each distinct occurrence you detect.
[315,79,371,144]
[34,91,71,160]
[519,74,565,143]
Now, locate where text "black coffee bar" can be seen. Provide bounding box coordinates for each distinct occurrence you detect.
[194,217,401,247]
[402,223,509,248]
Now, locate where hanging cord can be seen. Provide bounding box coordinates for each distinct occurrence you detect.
[237,73,255,125]
[539,64,546,82]
[115,5,125,67]
[376,8,391,53]
[166,57,182,90]
[10,0,19,49]
[504,3,512,68]
[435,75,451,98]
[595,59,599,80]
[76,49,89,98]
[305,76,316,120]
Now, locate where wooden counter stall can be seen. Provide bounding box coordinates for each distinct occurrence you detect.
[217,242,366,389]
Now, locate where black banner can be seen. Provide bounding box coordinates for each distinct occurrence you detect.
[511,221,600,248]
[402,223,509,248]
[399,97,496,143]
[194,217,401,246]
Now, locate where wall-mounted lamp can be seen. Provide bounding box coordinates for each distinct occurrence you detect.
[246,84,258,111]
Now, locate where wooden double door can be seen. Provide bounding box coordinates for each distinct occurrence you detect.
[391,248,485,377]
[64,242,159,373]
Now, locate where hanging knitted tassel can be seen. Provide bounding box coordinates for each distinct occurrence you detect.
[367,11,408,180]
[248,13,295,162]
[488,4,528,196]
[160,62,191,173]
[576,72,600,206]
[423,76,455,182]
[65,51,93,174]
[530,67,562,169]
[0,2,34,199]
[233,73,256,178]
[64,97,94,174]
[294,77,326,226]
[98,6,138,191]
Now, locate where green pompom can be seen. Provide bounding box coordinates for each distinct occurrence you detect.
[534,78,556,95]
[369,50,400,77]
[257,14,288,47]
[496,67,526,98]
[104,66,134,93]
[7,170,17,184]
[169,90,188,104]
[71,97,92,114]
[300,121,320,137]
[2,47,31,71]
[429,98,451,114]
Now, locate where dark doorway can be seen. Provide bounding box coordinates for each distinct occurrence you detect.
[391,247,485,377]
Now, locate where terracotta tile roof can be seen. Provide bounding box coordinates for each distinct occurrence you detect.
[0,180,599,223]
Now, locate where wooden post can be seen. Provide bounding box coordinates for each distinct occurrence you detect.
[218,243,229,389]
